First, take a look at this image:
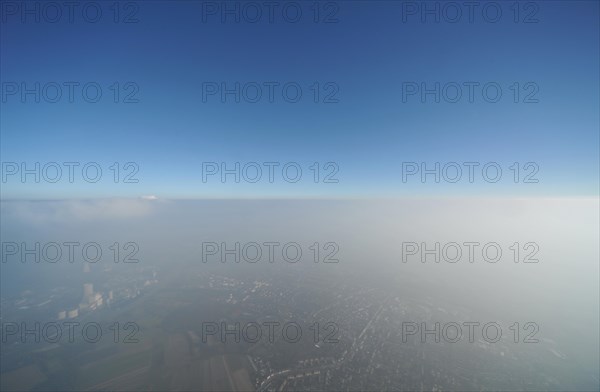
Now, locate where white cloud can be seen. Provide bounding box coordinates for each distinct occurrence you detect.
[1,198,157,225]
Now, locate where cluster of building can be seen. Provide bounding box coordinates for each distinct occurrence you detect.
[56,283,112,320]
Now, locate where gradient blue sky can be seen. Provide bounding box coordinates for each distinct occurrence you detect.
[1,0,598,198]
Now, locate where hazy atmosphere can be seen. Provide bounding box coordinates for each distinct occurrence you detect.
[1,1,599,391]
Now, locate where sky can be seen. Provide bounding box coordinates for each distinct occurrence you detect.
[1,0,599,199]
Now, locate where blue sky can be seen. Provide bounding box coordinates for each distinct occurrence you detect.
[1,0,598,198]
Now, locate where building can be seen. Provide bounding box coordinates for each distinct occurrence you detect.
[83,283,94,298]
